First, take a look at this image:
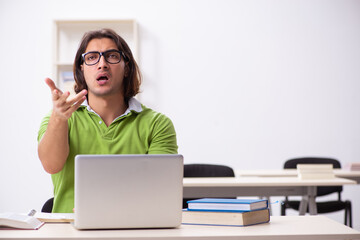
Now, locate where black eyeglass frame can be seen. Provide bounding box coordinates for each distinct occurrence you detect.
[81,49,127,66]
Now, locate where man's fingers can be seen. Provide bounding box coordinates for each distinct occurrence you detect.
[72,96,87,110]
[65,96,86,116]
[45,78,63,94]
[51,89,59,101]
[66,90,88,106]
[58,91,71,103]
[51,87,87,120]
[45,78,56,90]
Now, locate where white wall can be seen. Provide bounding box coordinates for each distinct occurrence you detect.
[0,0,359,229]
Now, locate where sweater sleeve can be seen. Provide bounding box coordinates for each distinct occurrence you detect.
[147,113,178,154]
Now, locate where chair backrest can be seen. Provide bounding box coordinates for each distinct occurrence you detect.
[184,164,235,177]
[284,157,342,196]
[183,164,235,208]
[41,197,54,213]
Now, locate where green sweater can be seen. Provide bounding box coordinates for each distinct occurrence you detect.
[38,100,178,213]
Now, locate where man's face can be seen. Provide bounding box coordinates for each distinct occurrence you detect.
[82,38,126,99]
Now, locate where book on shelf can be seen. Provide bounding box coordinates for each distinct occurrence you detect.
[182,208,270,227]
[296,164,335,180]
[0,213,44,230]
[61,71,75,82]
[187,198,268,211]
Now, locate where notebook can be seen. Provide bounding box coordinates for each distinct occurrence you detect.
[73,154,184,229]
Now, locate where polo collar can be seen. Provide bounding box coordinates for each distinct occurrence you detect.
[81,97,143,119]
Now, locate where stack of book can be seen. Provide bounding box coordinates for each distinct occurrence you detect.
[182,198,270,227]
[296,164,335,180]
[344,162,360,171]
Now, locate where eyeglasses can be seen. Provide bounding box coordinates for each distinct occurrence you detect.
[82,50,126,66]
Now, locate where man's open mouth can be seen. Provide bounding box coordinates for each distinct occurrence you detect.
[96,75,109,81]
[96,73,110,85]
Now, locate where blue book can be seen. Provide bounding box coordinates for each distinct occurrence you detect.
[187,198,268,212]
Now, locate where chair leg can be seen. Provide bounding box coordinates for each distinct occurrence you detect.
[344,201,352,228]
[264,196,272,215]
[348,202,352,228]
[345,206,348,226]
[281,202,286,216]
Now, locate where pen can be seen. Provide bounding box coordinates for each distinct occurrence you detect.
[28,209,36,217]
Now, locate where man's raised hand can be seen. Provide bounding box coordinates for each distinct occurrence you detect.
[45,78,87,121]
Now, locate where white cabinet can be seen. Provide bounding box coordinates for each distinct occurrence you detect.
[53,20,138,95]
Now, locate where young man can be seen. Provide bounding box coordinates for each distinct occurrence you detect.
[38,29,178,213]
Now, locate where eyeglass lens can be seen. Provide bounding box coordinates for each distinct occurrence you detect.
[83,50,122,65]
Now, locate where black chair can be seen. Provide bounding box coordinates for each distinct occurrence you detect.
[280,157,352,227]
[183,163,235,209]
[41,197,54,213]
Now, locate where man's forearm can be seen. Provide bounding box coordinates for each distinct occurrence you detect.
[38,115,69,174]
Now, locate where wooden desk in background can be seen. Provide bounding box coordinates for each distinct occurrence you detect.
[183,177,356,215]
[236,169,360,183]
[1,216,359,240]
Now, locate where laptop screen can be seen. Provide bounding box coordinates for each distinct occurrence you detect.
[74,154,184,229]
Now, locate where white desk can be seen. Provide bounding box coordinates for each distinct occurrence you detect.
[1,216,359,240]
[236,169,360,183]
[183,177,356,215]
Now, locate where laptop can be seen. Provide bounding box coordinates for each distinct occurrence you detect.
[73,154,184,229]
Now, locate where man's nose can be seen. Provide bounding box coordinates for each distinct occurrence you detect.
[97,55,109,69]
